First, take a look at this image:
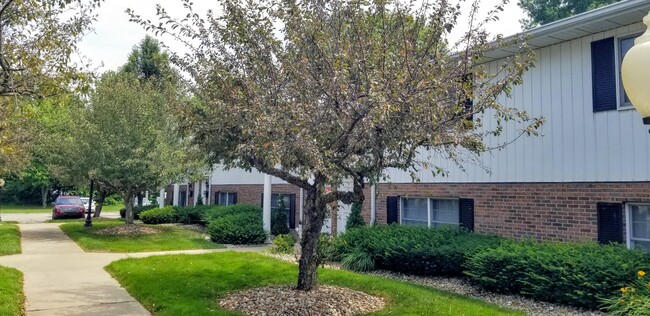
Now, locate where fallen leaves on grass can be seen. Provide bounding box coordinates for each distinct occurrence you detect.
[220,285,385,316]
[94,224,161,236]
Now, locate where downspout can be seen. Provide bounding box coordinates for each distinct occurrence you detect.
[370,184,376,225]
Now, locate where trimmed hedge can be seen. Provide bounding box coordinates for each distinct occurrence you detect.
[465,241,650,309]
[206,204,267,244]
[175,205,211,224]
[333,225,503,276]
[119,205,157,219]
[140,206,177,224]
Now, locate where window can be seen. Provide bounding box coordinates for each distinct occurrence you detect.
[619,35,639,108]
[217,192,236,205]
[400,197,459,227]
[271,194,291,227]
[627,204,650,252]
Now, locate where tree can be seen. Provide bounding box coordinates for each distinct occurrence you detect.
[79,71,193,224]
[518,0,619,29]
[122,35,177,84]
[345,202,365,231]
[0,0,99,175]
[132,0,543,291]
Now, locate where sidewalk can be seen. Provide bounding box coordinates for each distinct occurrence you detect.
[0,223,266,316]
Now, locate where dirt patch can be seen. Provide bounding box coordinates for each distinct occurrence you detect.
[94,224,161,236]
[219,285,385,316]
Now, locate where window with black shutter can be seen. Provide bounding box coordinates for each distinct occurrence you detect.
[459,198,475,231]
[387,196,399,224]
[591,37,617,112]
[597,202,623,244]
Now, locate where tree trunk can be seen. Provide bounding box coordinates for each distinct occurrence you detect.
[124,193,135,224]
[296,190,327,291]
[93,190,107,218]
[41,186,47,208]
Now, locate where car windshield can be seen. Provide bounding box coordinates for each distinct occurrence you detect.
[80,198,89,204]
[56,198,82,205]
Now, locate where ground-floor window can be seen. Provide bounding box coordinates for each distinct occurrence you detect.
[217,192,236,205]
[400,197,459,228]
[627,204,650,252]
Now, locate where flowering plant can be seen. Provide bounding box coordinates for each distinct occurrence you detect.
[602,270,650,315]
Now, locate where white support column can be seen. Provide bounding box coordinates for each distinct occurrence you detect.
[193,181,200,205]
[370,184,376,225]
[172,184,180,206]
[263,174,272,240]
[158,188,165,208]
[185,182,190,207]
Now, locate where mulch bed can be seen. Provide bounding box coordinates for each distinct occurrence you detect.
[94,224,161,236]
[219,285,385,316]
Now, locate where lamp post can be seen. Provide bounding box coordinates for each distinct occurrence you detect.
[84,179,94,228]
[0,178,4,222]
[622,11,650,124]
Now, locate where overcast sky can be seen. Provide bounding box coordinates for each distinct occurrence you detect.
[77,0,526,73]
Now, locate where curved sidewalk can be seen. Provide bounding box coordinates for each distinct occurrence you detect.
[0,223,266,316]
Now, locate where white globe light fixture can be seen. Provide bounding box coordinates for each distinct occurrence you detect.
[622,12,650,124]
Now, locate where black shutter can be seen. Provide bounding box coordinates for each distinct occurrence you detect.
[459,198,475,231]
[215,191,220,205]
[591,37,617,112]
[260,193,264,207]
[597,202,623,244]
[289,194,296,229]
[232,192,238,204]
[387,196,399,224]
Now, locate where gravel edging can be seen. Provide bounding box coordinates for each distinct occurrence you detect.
[264,253,604,316]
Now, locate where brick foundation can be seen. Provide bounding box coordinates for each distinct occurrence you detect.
[363,182,650,242]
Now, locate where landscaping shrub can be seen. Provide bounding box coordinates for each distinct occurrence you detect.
[269,234,295,254]
[334,225,503,276]
[119,204,157,219]
[140,206,177,224]
[341,248,375,272]
[465,241,650,309]
[206,204,267,244]
[602,270,650,315]
[175,205,212,224]
[345,202,365,230]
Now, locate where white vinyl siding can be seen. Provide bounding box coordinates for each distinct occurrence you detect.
[400,197,459,228]
[384,21,650,184]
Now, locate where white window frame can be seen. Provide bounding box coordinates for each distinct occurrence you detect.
[399,197,459,228]
[625,203,650,250]
[218,192,236,206]
[616,32,643,110]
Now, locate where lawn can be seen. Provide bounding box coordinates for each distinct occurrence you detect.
[0,222,21,256]
[59,219,223,252]
[106,252,523,316]
[0,266,23,316]
[0,203,123,213]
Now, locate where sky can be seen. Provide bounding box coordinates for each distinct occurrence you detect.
[77,0,526,73]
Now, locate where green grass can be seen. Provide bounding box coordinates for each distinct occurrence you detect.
[106,252,524,316]
[0,266,23,316]
[59,219,223,252]
[0,203,123,213]
[0,223,21,256]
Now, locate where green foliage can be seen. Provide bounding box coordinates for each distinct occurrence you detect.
[334,225,503,276]
[269,234,296,254]
[465,241,650,309]
[602,271,650,316]
[205,204,267,244]
[119,205,157,220]
[196,195,203,206]
[121,35,178,85]
[103,194,123,205]
[518,0,619,29]
[106,252,524,315]
[318,233,342,262]
[140,206,177,224]
[341,248,375,272]
[174,205,211,224]
[271,195,290,235]
[345,202,365,230]
[0,266,23,316]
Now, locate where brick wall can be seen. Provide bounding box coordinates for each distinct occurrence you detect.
[210,184,302,228]
[362,182,650,242]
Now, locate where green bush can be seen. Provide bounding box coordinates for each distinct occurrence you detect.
[119,204,157,219]
[602,270,650,315]
[140,206,177,224]
[174,205,212,224]
[269,234,295,254]
[342,248,375,272]
[465,241,650,309]
[334,225,503,276]
[345,202,365,230]
[206,204,267,244]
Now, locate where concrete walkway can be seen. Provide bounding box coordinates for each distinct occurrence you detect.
[0,223,267,316]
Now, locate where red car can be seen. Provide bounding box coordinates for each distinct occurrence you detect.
[52,196,86,219]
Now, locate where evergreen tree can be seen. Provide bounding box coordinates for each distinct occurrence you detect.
[346,202,366,230]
